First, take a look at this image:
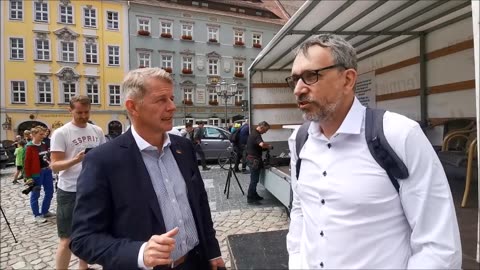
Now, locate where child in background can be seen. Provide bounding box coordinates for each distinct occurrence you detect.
[12,140,26,184]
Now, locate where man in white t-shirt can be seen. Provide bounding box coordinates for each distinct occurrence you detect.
[50,95,105,270]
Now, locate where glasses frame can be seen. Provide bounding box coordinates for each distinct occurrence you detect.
[285,64,345,90]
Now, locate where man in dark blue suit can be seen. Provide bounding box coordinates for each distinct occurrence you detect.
[70,67,224,270]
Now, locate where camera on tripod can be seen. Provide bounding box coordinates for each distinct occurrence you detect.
[21,179,37,195]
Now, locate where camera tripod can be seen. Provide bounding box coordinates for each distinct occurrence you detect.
[0,205,18,243]
[223,151,245,199]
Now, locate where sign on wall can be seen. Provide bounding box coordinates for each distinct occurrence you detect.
[196,88,206,104]
[355,71,376,108]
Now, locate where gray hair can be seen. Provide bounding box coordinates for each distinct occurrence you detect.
[122,67,173,102]
[295,34,357,70]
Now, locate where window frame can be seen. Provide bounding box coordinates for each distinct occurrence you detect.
[181,24,193,38]
[208,59,219,75]
[85,42,99,64]
[234,31,244,43]
[108,85,122,106]
[183,87,194,102]
[59,4,74,24]
[106,10,119,30]
[137,17,151,32]
[160,21,172,34]
[36,80,53,104]
[10,37,24,60]
[60,41,76,62]
[208,88,218,101]
[208,27,219,41]
[161,54,173,69]
[252,33,262,45]
[86,83,100,105]
[138,52,151,68]
[107,45,120,66]
[234,61,244,74]
[182,56,193,70]
[11,81,27,104]
[33,0,49,22]
[35,38,50,61]
[9,0,23,21]
[83,6,97,28]
[62,82,77,103]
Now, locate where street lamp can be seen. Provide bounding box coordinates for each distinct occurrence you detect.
[215,79,238,128]
[2,115,12,130]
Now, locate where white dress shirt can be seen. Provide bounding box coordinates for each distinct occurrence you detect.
[287,98,462,269]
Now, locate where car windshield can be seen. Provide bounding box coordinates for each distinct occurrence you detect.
[205,127,226,139]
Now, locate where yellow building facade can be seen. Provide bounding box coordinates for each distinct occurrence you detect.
[1,0,130,141]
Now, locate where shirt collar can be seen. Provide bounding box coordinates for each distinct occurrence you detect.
[309,97,366,137]
[130,125,171,151]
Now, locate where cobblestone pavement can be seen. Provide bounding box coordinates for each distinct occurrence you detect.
[0,165,289,269]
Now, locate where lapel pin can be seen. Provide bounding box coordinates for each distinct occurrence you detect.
[176,149,183,154]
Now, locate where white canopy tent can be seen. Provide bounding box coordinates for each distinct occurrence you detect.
[249,0,479,263]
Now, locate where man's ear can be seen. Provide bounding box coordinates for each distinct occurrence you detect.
[125,99,138,117]
[344,69,357,93]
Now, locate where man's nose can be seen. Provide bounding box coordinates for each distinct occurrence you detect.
[293,79,308,97]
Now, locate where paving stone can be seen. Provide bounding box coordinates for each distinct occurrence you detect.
[11,261,25,269]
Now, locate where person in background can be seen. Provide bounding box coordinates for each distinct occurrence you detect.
[245,121,272,204]
[237,120,250,174]
[42,128,51,149]
[50,95,105,270]
[69,67,223,269]
[193,121,210,171]
[181,122,195,141]
[23,130,32,143]
[24,127,54,224]
[12,140,26,184]
[285,34,461,269]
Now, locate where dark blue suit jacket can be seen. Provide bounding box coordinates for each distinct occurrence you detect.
[70,129,221,269]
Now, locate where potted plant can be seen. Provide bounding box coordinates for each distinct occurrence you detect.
[182,99,193,105]
[209,100,219,106]
[160,32,172,38]
[208,38,218,43]
[234,41,245,46]
[253,43,262,48]
[181,35,193,40]
[137,30,150,36]
[234,72,244,78]
[182,68,193,74]
[162,67,173,73]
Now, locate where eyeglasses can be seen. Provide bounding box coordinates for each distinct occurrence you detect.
[285,64,345,90]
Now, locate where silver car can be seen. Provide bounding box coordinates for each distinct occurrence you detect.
[172,125,232,160]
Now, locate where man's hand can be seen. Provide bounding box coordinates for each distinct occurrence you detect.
[74,150,86,163]
[143,227,179,268]
[209,257,225,270]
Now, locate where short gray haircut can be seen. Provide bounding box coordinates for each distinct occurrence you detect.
[295,34,357,70]
[122,67,173,102]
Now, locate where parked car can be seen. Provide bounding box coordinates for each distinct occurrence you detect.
[172,124,232,160]
[0,143,10,169]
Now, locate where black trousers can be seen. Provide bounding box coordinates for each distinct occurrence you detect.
[233,144,246,171]
[194,144,208,168]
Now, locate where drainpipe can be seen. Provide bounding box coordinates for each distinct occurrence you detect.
[419,32,428,127]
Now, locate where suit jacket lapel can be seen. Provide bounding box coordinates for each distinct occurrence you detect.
[169,136,193,187]
[121,130,166,231]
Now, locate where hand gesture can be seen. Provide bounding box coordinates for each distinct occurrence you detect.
[74,150,86,163]
[143,227,179,268]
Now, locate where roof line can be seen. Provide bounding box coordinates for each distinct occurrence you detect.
[274,0,292,19]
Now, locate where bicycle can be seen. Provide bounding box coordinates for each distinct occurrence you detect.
[217,146,238,170]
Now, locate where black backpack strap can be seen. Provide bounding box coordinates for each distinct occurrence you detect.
[365,108,409,193]
[295,121,311,180]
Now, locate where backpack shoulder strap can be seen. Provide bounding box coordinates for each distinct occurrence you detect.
[295,121,311,180]
[365,108,409,193]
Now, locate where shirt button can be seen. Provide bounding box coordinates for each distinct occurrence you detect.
[327,143,331,149]
[322,171,327,177]
[320,231,324,237]
[321,199,325,205]
[179,219,183,223]
[320,262,324,268]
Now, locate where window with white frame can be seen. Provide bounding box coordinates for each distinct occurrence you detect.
[106,11,119,30]
[208,59,218,75]
[10,38,24,60]
[161,22,172,34]
[137,18,150,31]
[87,83,100,104]
[208,27,218,41]
[61,41,75,62]
[181,24,193,37]
[83,7,97,28]
[9,0,23,20]
[37,81,52,103]
[209,118,220,126]
[59,4,73,24]
[234,90,243,104]
[11,81,26,103]
[138,52,151,68]
[85,43,98,64]
[182,56,193,70]
[161,55,173,68]
[208,88,218,101]
[234,61,244,74]
[34,1,48,22]
[183,87,194,102]
[62,83,76,103]
[35,39,50,60]
[108,45,120,66]
[234,31,244,43]
[109,85,121,105]
[253,33,262,45]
